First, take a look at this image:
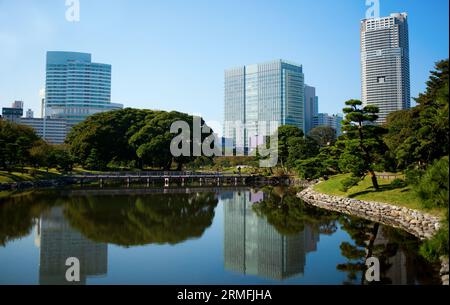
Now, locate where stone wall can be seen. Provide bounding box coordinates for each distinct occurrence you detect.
[298,183,449,285]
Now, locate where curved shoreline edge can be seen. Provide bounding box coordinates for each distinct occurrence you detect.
[297,182,449,285]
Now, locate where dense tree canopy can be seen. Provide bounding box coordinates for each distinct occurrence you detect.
[66,108,214,170]
[385,59,449,168]
[0,120,40,170]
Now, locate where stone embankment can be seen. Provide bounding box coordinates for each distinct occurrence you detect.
[298,182,449,285]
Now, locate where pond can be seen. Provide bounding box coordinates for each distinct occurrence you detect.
[0,187,440,285]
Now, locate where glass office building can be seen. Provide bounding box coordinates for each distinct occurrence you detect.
[45,51,123,130]
[224,60,304,151]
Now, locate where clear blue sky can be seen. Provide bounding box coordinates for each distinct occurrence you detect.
[1,0,448,129]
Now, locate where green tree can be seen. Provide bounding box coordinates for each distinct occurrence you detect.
[276,125,304,172]
[286,136,319,169]
[67,108,213,171]
[339,100,387,190]
[385,59,449,169]
[308,126,337,148]
[0,120,39,170]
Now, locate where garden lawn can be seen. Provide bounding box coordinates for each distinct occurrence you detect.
[314,173,445,217]
[0,168,62,183]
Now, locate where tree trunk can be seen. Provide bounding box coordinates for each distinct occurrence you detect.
[369,170,379,190]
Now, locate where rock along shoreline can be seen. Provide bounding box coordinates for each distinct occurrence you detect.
[297,181,449,285]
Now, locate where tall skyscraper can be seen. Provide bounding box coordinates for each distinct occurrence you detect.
[304,84,319,134]
[224,60,304,152]
[45,51,123,130]
[361,13,410,124]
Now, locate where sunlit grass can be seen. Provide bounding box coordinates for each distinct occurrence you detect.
[314,173,445,217]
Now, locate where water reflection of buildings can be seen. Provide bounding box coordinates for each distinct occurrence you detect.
[222,191,319,281]
[35,207,108,285]
[371,226,414,285]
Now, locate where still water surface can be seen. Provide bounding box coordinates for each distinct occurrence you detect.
[0,187,440,285]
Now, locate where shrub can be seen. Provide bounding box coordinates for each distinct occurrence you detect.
[420,226,449,262]
[405,167,424,186]
[339,176,361,192]
[415,157,449,209]
[390,178,406,188]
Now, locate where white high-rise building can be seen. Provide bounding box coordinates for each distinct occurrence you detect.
[360,13,410,124]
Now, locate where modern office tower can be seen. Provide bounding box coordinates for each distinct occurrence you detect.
[26,109,34,118]
[224,60,305,152]
[20,117,67,144]
[304,84,319,134]
[361,12,410,124]
[45,51,123,130]
[35,207,107,285]
[313,113,343,136]
[223,191,319,280]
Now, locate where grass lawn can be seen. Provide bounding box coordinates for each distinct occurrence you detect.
[314,173,445,217]
[0,168,62,183]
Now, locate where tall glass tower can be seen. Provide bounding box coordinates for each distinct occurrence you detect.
[361,13,410,124]
[45,51,123,129]
[224,60,304,151]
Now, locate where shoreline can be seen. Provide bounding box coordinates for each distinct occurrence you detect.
[298,181,449,285]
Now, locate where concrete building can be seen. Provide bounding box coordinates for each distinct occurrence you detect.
[20,117,67,144]
[304,84,319,134]
[12,100,24,109]
[45,51,123,131]
[361,13,410,124]
[224,60,304,153]
[1,101,67,144]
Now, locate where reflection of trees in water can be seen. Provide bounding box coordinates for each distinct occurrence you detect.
[337,216,441,285]
[64,192,219,246]
[252,187,339,236]
[0,191,61,246]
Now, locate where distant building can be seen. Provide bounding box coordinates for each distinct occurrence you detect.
[45,51,123,131]
[304,85,319,134]
[1,102,67,144]
[1,107,23,123]
[313,113,343,136]
[12,100,24,109]
[224,60,305,153]
[20,117,67,144]
[26,109,34,118]
[361,13,410,124]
